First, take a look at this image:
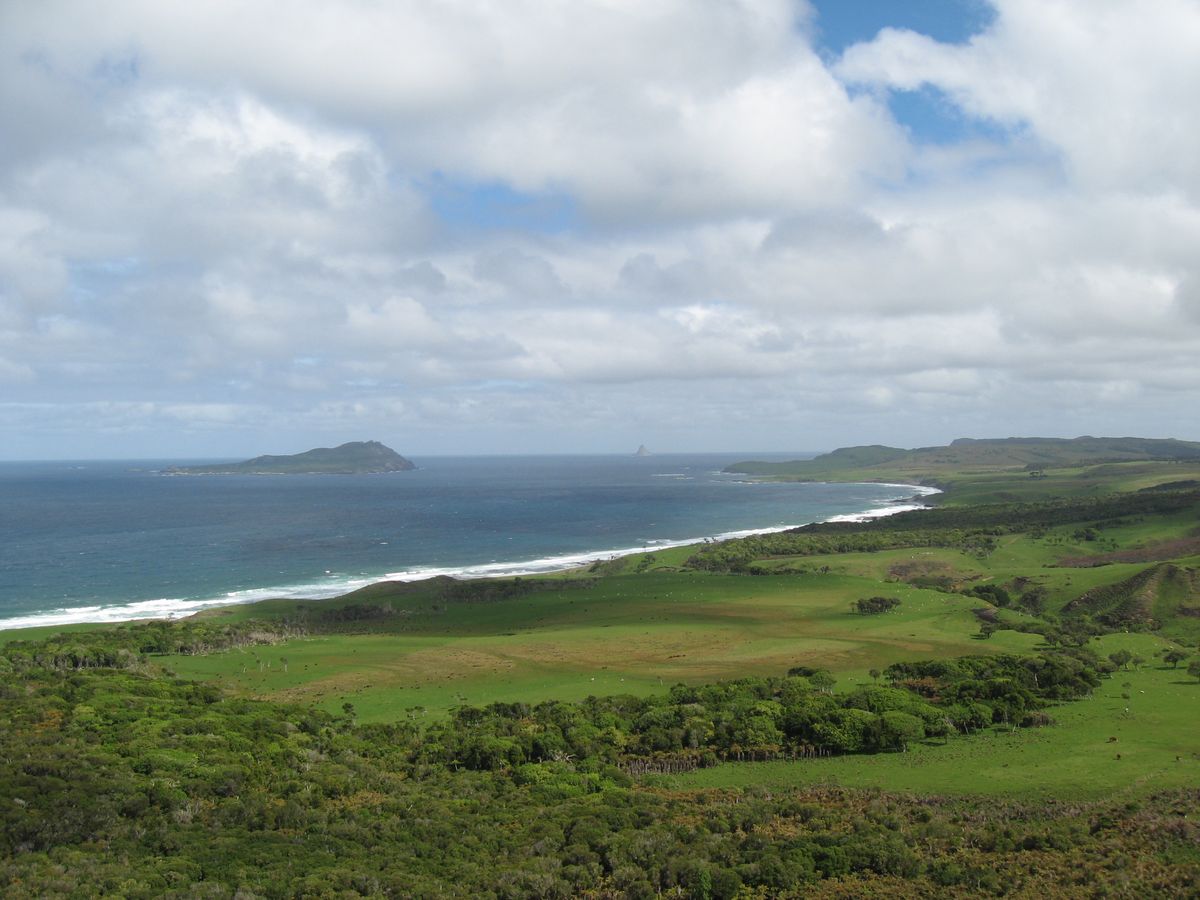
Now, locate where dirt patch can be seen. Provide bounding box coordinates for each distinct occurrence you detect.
[887,560,964,591]
[888,560,949,578]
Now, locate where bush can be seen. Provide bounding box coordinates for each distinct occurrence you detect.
[968,584,1011,607]
[855,596,902,615]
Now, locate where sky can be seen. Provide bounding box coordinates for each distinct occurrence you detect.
[1,0,1199,459]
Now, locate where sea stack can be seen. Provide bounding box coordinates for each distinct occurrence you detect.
[635,444,650,457]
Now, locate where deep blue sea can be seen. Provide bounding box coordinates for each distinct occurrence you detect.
[0,454,936,630]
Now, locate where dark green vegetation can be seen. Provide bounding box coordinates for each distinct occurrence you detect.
[3,628,1197,897]
[855,595,901,615]
[164,440,415,475]
[4,445,1200,896]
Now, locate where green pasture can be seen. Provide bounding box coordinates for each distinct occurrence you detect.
[922,462,1196,506]
[165,570,1039,722]
[665,633,1200,800]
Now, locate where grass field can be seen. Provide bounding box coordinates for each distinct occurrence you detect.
[165,570,1041,721]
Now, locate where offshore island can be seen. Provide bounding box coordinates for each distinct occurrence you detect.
[164,439,416,475]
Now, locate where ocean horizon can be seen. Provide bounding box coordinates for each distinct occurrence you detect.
[0,453,936,631]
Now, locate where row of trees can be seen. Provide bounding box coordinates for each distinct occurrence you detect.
[684,527,1001,571]
[0,618,306,673]
[412,648,1106,772]
[684,489,1200,573]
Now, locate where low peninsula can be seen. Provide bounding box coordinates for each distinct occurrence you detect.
[164,440,416,475]
[727,435,1200,495]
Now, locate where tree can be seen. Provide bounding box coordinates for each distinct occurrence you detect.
[1187,659,1200,683]
[876,711,925,752]
[812,708,874,753]
[1019,588,1047,615]
[869,668,881,684]
[809,671,836,695]
[855,596,901,615]
[730,715,783,753]
[1108,650,1133,670]
[1163,649,1189,669]
[968,584,1011,607]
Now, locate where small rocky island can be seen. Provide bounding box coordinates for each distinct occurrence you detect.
[165,440,416,475]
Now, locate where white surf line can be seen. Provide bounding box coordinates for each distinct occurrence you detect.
[0,483,940,631]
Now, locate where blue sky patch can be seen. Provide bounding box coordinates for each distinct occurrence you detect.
[426,176,578,235]
[886,83,1011,145]
[91,53,141,89]
[811,0,1000,145]
[809,0,995,56]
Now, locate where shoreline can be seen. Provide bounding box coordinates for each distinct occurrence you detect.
[0,483,940,633]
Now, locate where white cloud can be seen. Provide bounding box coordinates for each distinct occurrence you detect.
[345,297,445,348]
[0,0,1199,456]
[837,0,1200,197]
[3,0,907,221]
[0,356,35,383]
[0,208,69,322]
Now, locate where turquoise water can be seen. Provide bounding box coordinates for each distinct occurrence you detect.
[0,453,933,629]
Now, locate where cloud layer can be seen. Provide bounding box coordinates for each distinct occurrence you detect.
[1,0,1198,457]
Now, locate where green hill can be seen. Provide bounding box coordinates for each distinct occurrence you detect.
[165,440,416,475]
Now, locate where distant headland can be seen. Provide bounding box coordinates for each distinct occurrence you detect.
[726,435,1200,485]
[164,440,416,475]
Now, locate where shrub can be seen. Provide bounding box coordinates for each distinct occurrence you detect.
[855,596,902,615]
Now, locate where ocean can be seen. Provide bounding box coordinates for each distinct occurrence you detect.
[0,453,936,631]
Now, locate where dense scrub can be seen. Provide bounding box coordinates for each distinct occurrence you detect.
[0,619,307,670]
[799,489,1200,533]
[2,628,1175,899]
[684,527,1003,571]
[417,649,1105,772]
[684,489,1200,572]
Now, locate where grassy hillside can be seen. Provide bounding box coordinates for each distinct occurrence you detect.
[164,571,1039,722]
